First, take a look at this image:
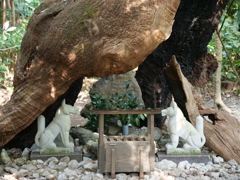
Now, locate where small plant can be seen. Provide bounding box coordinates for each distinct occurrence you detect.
[107,90,145,126]
[83,83,145,132]
[83,93,113,132]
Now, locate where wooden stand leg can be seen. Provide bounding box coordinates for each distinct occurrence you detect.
[111,149,116,179]
[139,148,144,179]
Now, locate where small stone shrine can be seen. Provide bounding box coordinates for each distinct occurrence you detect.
[93,109,161,179]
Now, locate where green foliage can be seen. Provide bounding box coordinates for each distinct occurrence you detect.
[14,0,40,19]
[220,17,240,82]
[0,0,40,86]
[83,93,113,131]
[83,83,145,132]
[107,91,145,126]
[207,1,240,83]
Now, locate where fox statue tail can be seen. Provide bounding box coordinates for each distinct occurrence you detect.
[195,115,206,146]
[35,115,45,147]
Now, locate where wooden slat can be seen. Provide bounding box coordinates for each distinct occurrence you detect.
[98,114,104,172]
[93,109,162,115]
[139,148,144,179]
[111,149,116,179]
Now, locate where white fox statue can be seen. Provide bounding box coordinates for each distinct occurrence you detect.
[35,99,79,149]
[162,101,206,150]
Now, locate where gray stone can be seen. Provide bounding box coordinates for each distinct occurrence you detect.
[157,151,210,164]
[44,157,59,165]
[155,159,177,170]
[200,176,211,180]
[16,169,29,177]
[108,126,121,135]
[14,158,26,166]
[79,157,93,167]
[116,173,128,180]
[153,127,162,141]
[58,173,68,180]
[30,149,82,162]
[177,160,189,170]
[27,159,37,166]
[70,127,99,145]
[89,71,144,106]
[41,170,51,177]
[0,165,4,175]
[64,169,78,177]
[46,174,57,179]
[32,173,40,179]
[86,140,98,157]
[9,162,19,170]
[37,159,44,164]
[223,163,232,169]
[208,172,220,179]
[180,172,188,178]
[207,161,213,166]
[168,168,181,177]
[212,155,224,164]
[80,174,92,180]
[176,177,186,180]
[48,160,57,169]
[36,168,45,175]
[4,167,18,174]
[55,162,68,171]
[73,168,84,175]
[83,162,98,172]
[1,149,12,164]
[60,156,71,163]
[25,164,37,172]
[68,159,79,169]
[129,127,162,141]
[21,148,30,160]
[227,159,238,166]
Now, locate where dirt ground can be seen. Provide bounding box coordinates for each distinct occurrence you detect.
[0,78,239,127]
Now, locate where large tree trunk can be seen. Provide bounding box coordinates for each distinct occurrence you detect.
[4,77,83,149]
[136,0,229,127]
[0,0,180,147]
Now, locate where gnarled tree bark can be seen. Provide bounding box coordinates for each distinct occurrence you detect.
[136,0,229,127]
[0,0,180,147]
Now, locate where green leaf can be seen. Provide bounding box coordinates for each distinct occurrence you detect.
[125,82,130,89]
[135,118,140,126]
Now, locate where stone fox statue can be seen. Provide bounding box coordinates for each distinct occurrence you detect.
[162,101,206,149]
[35,99,79,149]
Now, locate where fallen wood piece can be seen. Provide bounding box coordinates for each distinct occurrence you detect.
[200,109,240,163]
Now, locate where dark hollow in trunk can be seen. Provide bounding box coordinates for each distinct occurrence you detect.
[136,0,228,127]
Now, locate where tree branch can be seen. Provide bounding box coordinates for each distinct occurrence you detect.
[0,45,20,51]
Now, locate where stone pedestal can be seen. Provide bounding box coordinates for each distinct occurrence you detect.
[40,147,74,155]
[30,149,82,162]
[167,148,201,155]
[157,151,210,164]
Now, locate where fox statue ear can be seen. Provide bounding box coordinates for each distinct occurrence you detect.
[62,99,66,106]
[172,101,178,111]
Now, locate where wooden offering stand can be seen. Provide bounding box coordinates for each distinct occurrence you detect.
[93,109,161,179]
